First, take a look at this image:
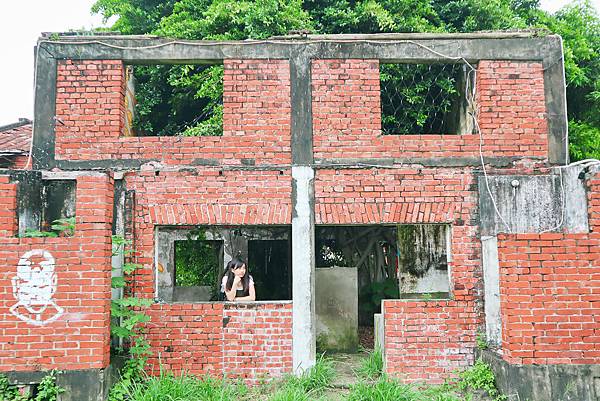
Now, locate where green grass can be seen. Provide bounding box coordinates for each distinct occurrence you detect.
[357,349,383,381]
[110,355,503,401]
[120,372,247,401]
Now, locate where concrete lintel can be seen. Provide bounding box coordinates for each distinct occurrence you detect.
[54,159,157,170]
[314,156,529,168]
[291,166,316,373]
[41,171,107,180]
[272,31,547,40]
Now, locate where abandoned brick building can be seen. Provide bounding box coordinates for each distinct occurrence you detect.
[1,32,599,401]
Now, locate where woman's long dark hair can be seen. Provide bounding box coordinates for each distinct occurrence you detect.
[225,257,250,295]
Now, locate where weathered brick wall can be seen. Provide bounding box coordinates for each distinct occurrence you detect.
[144,302,292,382]
[122,170,292,298]
[145,303,224,376]
[223,303,292,384]
[383,300,479,383]
[9,156,30,170]
[316,167,482,382]
[26,52,563,385]
[0,174,113,371]
[55,59,291,166]
[315,168,474,224]
[55,60,125,159]
[312,59,547,160]
[497,171,600,365]
[0,176,18,237]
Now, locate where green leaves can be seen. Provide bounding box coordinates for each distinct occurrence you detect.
[22,217,76,238]
[569,120,600,162]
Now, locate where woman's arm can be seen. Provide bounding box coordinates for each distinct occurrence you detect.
[234,281,256,302]
[224,276,241,301]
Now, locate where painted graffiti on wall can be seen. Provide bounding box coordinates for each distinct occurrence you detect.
[10,250,64,326]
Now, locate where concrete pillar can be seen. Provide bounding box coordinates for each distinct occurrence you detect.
[292,166,316,372]
[482,235,501,347]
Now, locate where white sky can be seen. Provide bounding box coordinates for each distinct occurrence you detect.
[0,0,598,126]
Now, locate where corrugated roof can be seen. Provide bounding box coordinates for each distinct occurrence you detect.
[0,119,32,155]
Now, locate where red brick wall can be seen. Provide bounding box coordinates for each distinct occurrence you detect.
[223,303,292,384]
[145,302,292,382]
[315,168,475,224]
[317,167,482,382]
[55,60,125,160]
[0,176,17,237]
[311,59,547,160]
[121,169,292,298]
[55,59,291,166]
[145,303,224,376]
[0,174,113,371]
[383,300,478,383]
[497,172,600,365]
[498,232,600,364]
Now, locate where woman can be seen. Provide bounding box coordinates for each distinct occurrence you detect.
[221,257,256,302]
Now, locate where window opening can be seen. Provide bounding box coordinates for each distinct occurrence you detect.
[17,176,76,237]
[248,240,292,301]
[156,226,291,302]
[124,64,223,137]
[380,63,473,135]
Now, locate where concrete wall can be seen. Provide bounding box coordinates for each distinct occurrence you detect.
[315,267,358,351]
[479,166,589,236]
[479,349,600,401]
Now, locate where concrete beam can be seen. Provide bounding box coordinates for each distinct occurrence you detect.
[478,168,589,236]
[31,46,57,170]
[290,52,313,166]
[40,36,556,63]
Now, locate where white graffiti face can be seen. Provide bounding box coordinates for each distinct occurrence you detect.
[10,250,64,326]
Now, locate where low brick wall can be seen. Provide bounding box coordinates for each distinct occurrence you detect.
[145,302,292,384]
[382,299,478,384]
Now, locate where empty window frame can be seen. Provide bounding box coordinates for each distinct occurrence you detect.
[380,63,474,135]
[156,226,291,302]
[17,177,76,237]
[124,64,223,137]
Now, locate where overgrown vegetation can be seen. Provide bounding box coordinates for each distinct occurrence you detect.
[109,235,153,401]
[174,228,221,288]
[0,371,64,401]
[99,347,504,401]
[458,359,505,401]
[92,0,600,160]
[22,217,75,238]
[117,373,247,401]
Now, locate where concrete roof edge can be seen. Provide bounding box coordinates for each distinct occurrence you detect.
[37,30,557,44]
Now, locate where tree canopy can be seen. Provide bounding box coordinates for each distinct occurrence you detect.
[92,0,600,161]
